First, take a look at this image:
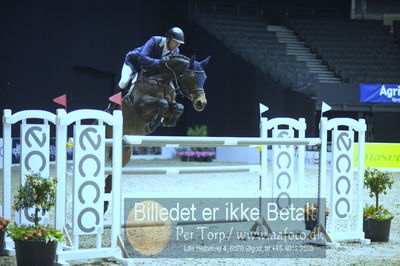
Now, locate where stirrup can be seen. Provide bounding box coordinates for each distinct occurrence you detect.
[125,84,135,97]
[105,102,118,113]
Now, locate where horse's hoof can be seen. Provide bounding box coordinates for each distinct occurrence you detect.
[162,119,176,127]
[104,201,109,213]
[144,123,152,134]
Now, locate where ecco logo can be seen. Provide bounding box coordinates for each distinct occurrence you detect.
[22,125,49,223]
[75,126,104,233]
[334,131,352,219]
[274,130,293,210]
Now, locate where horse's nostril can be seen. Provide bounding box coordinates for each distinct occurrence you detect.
[196,101,202,107]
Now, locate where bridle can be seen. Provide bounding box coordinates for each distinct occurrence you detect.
[164,61,205,99]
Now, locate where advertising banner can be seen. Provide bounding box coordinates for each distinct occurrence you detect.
[360,84,400,103]
[354,143,400,169]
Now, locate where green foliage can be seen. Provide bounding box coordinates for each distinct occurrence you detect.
[187,125,208,136]
[363,204,394,220]
[186,125,214,153]
[13,172,57,226]
[8,171,63,242]
[364,168,394,210]
[363,203,377,219]
[7,223,64,243]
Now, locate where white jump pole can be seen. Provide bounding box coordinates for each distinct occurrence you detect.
[124,135,321,147]
[107,165,262,175]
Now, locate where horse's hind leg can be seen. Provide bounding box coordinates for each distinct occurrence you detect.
[145,112,164,134]
[104,174,112,212]
[163,103,184,127]
[104,146,133,212]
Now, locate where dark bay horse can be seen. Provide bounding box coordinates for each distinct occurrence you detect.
[104,54,210,206]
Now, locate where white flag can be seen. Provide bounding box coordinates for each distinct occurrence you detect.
[321,102,331,115]
[259,103,269,116]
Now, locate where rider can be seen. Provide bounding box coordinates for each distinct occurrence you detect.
[116,26,185,95]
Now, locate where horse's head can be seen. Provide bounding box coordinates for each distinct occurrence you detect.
[179,55,210,112]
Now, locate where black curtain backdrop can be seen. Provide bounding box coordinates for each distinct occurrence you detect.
[2,0,272,138]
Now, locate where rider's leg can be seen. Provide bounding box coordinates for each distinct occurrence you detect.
[118,63,133,91]
[107,64,135,111]
[124,72,138,97]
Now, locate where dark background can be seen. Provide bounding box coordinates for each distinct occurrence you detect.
[1,0,398,140]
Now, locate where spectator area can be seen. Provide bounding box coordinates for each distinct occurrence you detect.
[289,19,400,84]
[194,14,320,95]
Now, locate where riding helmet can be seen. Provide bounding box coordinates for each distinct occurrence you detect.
[165,27,185,44]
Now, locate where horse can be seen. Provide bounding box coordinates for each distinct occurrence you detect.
[104,53,211,208]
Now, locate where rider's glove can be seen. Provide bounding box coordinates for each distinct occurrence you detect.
[159,55,170,66]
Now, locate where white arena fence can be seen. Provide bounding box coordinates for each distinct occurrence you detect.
[2,109,367,264]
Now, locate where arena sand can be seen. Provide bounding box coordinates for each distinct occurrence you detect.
[0,159,399,266]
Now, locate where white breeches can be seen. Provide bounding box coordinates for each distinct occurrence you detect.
[118,63,137,89]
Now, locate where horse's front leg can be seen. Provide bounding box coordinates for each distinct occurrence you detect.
[163,102,184,127]
[134,95,169,122]
[135,95,169,134]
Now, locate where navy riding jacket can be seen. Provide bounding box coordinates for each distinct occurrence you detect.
[124,36,180,73]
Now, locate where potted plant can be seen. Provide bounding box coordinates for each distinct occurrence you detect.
[176,148,196,161]
[187,124,208,137]
[303,203,330,230]
[363,203,376,239]
[0,217,10,255]
[363,168,394,242]
[7,172,63,265]
[186,125,216,162]
[194,150,216,162]
[363,204,394,241]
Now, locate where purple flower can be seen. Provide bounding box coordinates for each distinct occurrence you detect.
[195,151,207,157]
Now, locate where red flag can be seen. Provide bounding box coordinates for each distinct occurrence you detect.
[109,92,122,109]
[53,94,67,109]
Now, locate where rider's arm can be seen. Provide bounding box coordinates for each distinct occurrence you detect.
[135,36,162,68]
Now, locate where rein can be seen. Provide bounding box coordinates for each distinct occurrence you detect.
[164,61,180,91]
[164,61,205,99]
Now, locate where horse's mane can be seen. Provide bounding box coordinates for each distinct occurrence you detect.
[169,53,190,62]
[165,53,192,74]
[139,53,190,78]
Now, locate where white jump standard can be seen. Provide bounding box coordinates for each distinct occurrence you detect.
[2,108,370,265]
